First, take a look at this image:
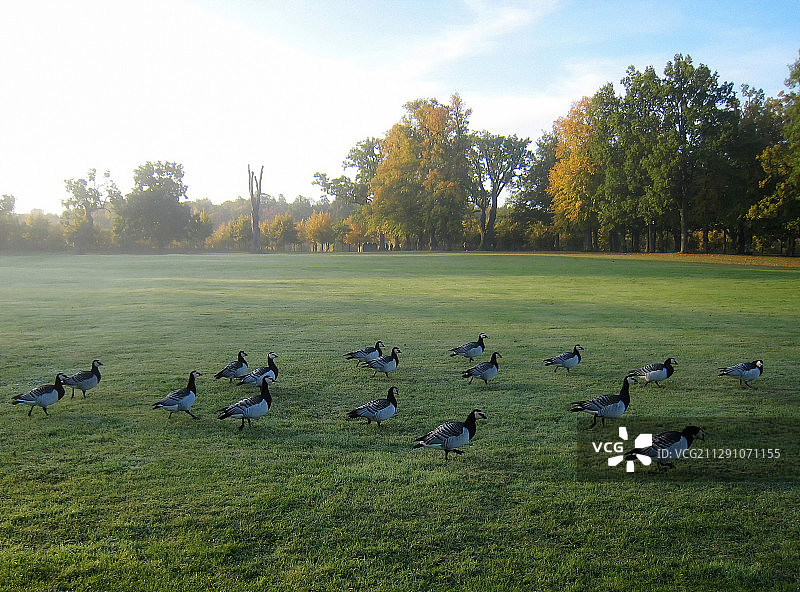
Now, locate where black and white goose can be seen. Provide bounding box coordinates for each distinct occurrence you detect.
[570,375,637,428]
[449,333,487,361]
[364,346,401,378]
[718,360,763,388]
[12,373,68,416]
[544,345,583,372]
[152,370,202,419]
[62,359,103,398]
[462,352,501,384]
[344,341,385,366]
[625,425,706,470]
[347,386,398,426]
[413,409,488,461]
[218,376,272,430]
[237,352,279,386]
[214,350,248,382]
[628,357,677,387]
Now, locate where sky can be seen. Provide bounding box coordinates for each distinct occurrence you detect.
[1,0,799,214]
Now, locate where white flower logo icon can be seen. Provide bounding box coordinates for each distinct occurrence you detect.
[607,427,653,472]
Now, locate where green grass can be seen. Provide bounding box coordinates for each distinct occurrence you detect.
[1,252,798,591]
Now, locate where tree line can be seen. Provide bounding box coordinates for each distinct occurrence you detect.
[1,52,798,255]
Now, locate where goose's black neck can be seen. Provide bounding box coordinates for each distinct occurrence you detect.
[54,375,66,397]
[619,378,631,404]
[259,380,272,405]
[464,411,480,438]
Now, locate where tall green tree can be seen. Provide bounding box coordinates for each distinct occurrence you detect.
[467,131,531,250]
[648,54,737,252]
[749,51,800,254]
[510,131,558,248]
[0,194,18,249]
[344,137,383,205]
[112,161,190,250]
[62,169,121,251]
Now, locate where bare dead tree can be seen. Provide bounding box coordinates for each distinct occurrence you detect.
[248,165,264,253]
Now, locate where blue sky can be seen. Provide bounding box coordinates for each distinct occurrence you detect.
[1,0,798,214]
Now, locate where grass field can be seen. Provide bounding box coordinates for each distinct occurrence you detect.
[1,252,798,591]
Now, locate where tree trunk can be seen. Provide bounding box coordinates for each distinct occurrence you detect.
[679,200,689,253]
[484,204,497,250]
[736,221,746,255]
[248,165,263,254]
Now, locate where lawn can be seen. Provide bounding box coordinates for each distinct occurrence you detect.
[1,252,798,591]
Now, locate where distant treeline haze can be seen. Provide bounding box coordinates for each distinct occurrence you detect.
[1,52,798,255]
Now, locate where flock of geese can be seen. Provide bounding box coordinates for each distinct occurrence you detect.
[9,334,764,468]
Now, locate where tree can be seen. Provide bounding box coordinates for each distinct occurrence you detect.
[0,194,18,249]
[649,55,738,252]
[313,172,359,206]
[511,131,558,248]
[267,213,299,252]
[620,65,674,252]
[749,51,800,254]
[344,137,383,204]
[370,120,426,248]
[185,210,214,249]
[548,96,601,250]
[342,212,374,252]
[590,83,638,252]
[248,165,263,253]
[371,95,471,250]
[112,161,190,250]
[62,169,121,252]
[301,211,336,252]
[22,211,64,250]
[467,132,531,250]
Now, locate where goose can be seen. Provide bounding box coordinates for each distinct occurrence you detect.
[237,352,279,386]
[570,375,637,428]
[347,386,398,426]
[152,370,202,419]
[718,360,763,388]
[625,426,706,470]
[62,359,103,398]
[628,357,676,387]
[413,409,488,461]
[344,341,385,366]
[462,352,501,384]
[218,376,272,430]
[214,350,249,382]
[449,333,487,361]
[544,345,583,372]
[12,373,68,416]
[364,347,401,378]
